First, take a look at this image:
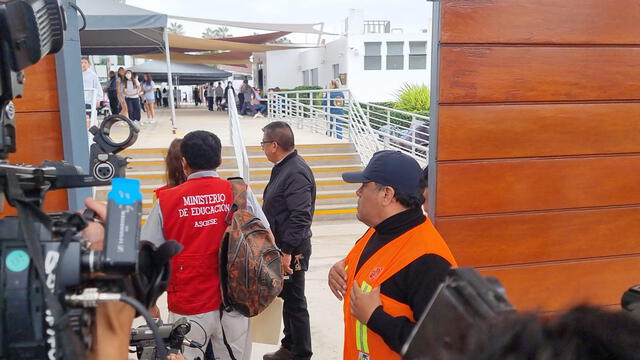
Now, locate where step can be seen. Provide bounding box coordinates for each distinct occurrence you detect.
[121,143,357,159]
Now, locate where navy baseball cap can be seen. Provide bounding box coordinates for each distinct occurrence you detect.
[342,150,422,196]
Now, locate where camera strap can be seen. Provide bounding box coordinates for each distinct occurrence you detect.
[7,171,82,359]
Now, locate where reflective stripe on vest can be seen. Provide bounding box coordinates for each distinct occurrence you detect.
[343,218,457,360]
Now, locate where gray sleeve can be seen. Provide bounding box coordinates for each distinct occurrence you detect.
[246,187,270,229]
[140,200,167,247]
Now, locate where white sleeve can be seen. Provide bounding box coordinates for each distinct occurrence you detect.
[141,200,167,247]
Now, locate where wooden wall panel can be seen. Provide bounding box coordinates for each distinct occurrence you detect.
[437,156,640,216]
[13,55,60,113]
[4,55,67,214]
[439,47,640,104]
[479,256,640,311]
[438,207,640,267]
[438,103,640,160]
[442,0,640,45]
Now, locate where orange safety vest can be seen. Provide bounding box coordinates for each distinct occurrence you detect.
[342,217,457,360]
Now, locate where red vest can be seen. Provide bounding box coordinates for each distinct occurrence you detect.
[159,176,233,315]
[343,218,457,359]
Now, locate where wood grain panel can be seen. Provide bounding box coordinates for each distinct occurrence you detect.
[442,0,640,45]
[13,55,60,113]
[439,47,640,104]
[0,111,67,214]
[437,206,640,267]
[436,156,640,216]
[479,256,640,311]
[438,103,640,160]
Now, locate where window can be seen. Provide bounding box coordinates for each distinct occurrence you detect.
[302,70,310,86]
[409,41,427,69]
[332,64,339,79]
[233,74,252,80]
[364,42,381,70]
[386,42,404,70]
[311,68,318,86]
[117,55,125,66]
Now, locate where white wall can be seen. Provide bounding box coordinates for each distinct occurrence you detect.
[264,48,307,89]
[346,32,430,102]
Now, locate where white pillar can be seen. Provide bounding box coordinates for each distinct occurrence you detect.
[163,28,177,132]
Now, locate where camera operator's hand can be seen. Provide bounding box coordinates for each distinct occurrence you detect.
[83,197,136,360]
[83,198,106,250]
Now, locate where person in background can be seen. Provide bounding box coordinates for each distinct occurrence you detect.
[122,69,142,125]
[81,57,103,126]
[206,83,215,111]
[156,88,162,107]
[223,81,236,111]
[239,79,253,115]
[323,79,346,139]
[141,73,157,124]
[162,88,169,108]
[115,67,128,116]
[214,82,224,111]
[328,150,456,359]
[106,70,119,116]
[193,86,201,107]
[250,87,267,118]
[261,122,316,360]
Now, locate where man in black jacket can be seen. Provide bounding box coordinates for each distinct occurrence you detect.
[261,121,316,360]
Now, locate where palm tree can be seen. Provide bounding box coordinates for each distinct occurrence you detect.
[212,26,232,39]
[202,28,217,39]
[167,22,185,35]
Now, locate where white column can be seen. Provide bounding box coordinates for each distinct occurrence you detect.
[163,28,177,132]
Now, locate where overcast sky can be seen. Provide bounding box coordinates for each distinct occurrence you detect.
[126,0,432,41]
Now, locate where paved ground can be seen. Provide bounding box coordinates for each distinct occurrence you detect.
[127,104,365,359]
[115,105,348,149]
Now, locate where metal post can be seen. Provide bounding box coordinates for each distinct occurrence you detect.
[55,0,91,211]
[163,28,177,132]
[427,0,441,220]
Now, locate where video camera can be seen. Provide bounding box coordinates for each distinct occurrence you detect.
[130,317,192,360]
[0,1,173,359]
[402,267,516,360]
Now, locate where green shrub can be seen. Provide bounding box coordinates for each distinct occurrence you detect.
[393,83,430,116]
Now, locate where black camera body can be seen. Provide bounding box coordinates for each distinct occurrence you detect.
[130,317,191,360]
[0,1,147,359]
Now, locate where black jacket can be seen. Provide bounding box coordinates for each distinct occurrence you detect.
[262,150,316,262]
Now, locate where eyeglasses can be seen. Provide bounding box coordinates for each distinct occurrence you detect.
[260,140,276,146]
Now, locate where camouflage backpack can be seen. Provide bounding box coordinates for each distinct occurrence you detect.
[219,177,283,317]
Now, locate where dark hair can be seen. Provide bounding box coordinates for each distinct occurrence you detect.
[262,121,295,151]
[143,73,153,85]
[108,70,115,77]
[80,56,90,63]
[461,305,640,360]
[375,183,424,209]
[419,166,428,192]
[165,139,187,188]
[180,131,222,171]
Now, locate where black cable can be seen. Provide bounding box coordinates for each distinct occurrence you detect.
[68,3,87,31]
[189,319,208,346]
[120,295,167,360]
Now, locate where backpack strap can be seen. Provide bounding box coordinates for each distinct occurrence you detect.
[227,177,248,211]
[219,309,238,360]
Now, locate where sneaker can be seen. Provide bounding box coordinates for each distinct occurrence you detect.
[149,118,156,124]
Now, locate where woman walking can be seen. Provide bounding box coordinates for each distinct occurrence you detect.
[141,73,157,124]
[115,67,128,116]
[122,69,142,125]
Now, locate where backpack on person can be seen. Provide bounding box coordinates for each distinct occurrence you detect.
[219,177,283,317]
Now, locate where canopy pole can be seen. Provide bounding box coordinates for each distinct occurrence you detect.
[317,23,324,46]
[163,28,177,133]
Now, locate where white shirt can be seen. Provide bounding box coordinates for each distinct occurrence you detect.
[82,69,103,105]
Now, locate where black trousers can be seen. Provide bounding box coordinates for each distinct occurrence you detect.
[108,90,118,115]
[207,97,214,111]
[280,270,312,360]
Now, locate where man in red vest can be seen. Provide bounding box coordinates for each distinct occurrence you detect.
[328,150,457,359]
[141,131,250,360]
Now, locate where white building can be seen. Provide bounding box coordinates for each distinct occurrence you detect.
[253,9,431,102]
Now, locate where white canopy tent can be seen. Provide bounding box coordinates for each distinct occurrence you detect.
[76,0,178,130]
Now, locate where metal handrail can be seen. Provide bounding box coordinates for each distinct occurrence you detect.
[267,88,429,165]
[227,91,251,182]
